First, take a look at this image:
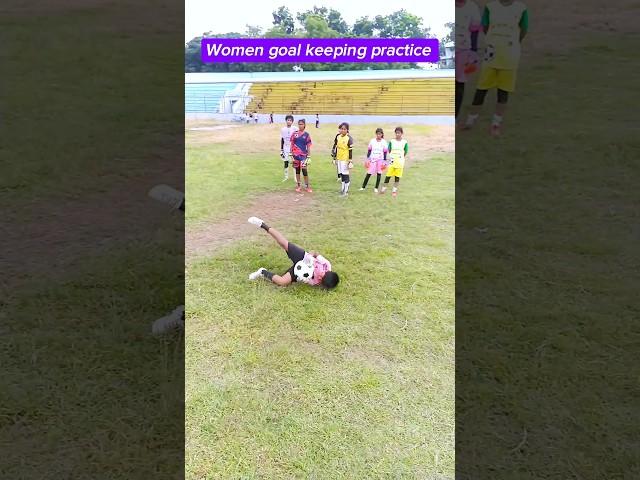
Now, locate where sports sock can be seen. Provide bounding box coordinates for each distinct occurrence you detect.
[362,173,370,188]
[465,113,479,126]
[262,270,274,280]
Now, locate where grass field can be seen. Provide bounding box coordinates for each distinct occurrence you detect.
[1,3,185,478]
[456,24,639,478]
[186,123,455,478]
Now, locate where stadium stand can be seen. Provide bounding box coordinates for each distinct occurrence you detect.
[184,83,238,113]
[185,70,454,116]
[244,78,452,115]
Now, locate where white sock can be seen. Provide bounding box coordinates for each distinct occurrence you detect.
[492,114,503,126]
[465,113,479,125]
[341,182,345,193]
[344,182,350,193]
[392,186,397,193]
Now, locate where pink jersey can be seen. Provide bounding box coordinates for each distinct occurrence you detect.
[305,252,332,286]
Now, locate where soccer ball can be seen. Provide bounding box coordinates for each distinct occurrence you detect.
[484,44,495,62]
[294,259,314,283]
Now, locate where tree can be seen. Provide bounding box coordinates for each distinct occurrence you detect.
[439,21,455,57]
[373,15,392,38]
[441,21,455,44]
[245,25,263,38]
[326,9,348,34]
[272,6,295,34]
[184,7,434,72]
[352,16,374,37]
[296,6,328,26]
[303,15,339,38]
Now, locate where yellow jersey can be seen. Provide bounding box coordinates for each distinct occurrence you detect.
[334,134,354,161]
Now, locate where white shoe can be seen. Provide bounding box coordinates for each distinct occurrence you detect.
[359,188,365,191]
[249,268,265,280]
[282,177,288,182]
[151,305,184,335]
[374,188,379,193]
[247,216,264,227]
[148,184,184,210]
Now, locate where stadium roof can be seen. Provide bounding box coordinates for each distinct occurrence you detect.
[185,69,454,83]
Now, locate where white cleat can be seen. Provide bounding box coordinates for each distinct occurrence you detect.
[151,305,184,335]
[148,184,184,210]
[374,188,379,193]
[249,268,265,280]
[247,216,264,227]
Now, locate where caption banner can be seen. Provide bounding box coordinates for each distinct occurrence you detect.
[201,38,439,63]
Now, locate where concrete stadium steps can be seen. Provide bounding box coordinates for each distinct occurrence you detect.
[245,79,453,115]
[185,83,238,113]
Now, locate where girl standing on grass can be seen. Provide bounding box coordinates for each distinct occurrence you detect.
[331,124,342,182]
[360,127,388,193]
[332,122,355,197]
[380,127,409,198]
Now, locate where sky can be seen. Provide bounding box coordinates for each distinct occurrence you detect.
[185,0,453,42]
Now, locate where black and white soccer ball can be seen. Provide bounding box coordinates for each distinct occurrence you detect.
[484,44,495,62]
[294,259,314,283]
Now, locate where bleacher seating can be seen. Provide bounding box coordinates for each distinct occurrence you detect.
[185,83,237,113]
[244,78,453,115]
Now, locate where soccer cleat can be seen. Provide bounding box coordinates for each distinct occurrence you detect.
[392,191,398,197]
[148,184,184,210]
[295,186,302,193]
[359,187,365,191]
[306,187,313,193]
[374,188,379,193]
[247,216,264,227]
[380,187,387,194]
[248,268,265,280]
[490,124,501,137]
[151,305,185,335]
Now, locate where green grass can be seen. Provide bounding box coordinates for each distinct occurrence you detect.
[456,31,639,478]
[186,124,455,478]
[186,123,440,226]
[1,236,184,478]
[0,2,182,201]
[1,4,185,478]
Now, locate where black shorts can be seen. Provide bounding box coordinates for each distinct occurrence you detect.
[285,242,306,281]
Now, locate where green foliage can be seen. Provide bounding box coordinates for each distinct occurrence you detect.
[185,6,444,72]
[352,16,374,37]
[272,6,295,34]
[304,15,339,38]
